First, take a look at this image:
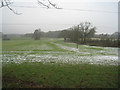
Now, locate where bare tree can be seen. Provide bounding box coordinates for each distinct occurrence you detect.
[79,22,96,44]
[0,0,61,15]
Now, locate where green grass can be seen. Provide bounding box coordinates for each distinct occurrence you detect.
[2,62,118,88]
[2,38,119,88]
[2,38,68,52]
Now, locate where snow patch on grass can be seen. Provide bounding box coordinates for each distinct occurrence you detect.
[2,42,118,66]
[2,52,118,65]
[55,43,80,53]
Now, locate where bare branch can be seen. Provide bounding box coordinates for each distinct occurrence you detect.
[1,0,4,7]
[0,0,13,8]
[48,0,62,9]
[0,0,21,15]
[4,0,22,15]
[47,0,57,8]
[0,0,61,15]
[37,0,62,9]
[37,0,49,8]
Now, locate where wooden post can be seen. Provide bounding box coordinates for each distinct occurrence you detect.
[76,41,78,48]
[76,25,79,49]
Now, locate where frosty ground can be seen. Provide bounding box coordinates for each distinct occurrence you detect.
[2,38,119,88]
[2,38,118,65]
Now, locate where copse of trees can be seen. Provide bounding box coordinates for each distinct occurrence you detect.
[59,22,120,47]
[60,22,96,44]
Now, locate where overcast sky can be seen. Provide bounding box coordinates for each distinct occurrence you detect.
[0,0,119,34]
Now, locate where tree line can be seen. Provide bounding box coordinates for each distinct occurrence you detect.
[30,21,119,47]
[2,21,120,47]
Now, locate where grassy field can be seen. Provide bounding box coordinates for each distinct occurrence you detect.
[2,38,118,88]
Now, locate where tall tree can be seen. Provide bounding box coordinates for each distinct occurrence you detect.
[72,25,80,48]
[33,29,41,40]
[79,22,96,44]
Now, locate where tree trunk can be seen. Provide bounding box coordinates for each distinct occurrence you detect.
[64,37,66,41]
